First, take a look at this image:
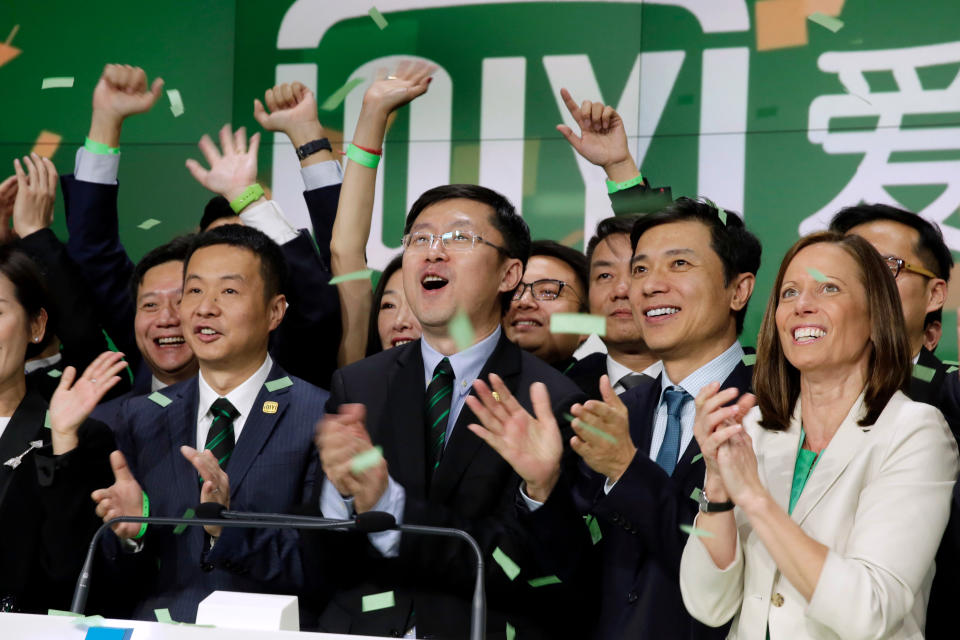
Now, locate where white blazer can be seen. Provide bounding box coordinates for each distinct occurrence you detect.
[680,390,959,640]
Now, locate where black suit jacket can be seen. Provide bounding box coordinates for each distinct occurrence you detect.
[572,361,752,640]
[304,333,591,639]
[0,390,114,613]
[565,352,607,401]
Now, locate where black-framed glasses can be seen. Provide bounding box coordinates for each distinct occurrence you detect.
[401,230,508,254]
[883,255,937,279]
[512,278,583,302]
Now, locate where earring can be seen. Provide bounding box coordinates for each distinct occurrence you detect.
[32,337,39,342]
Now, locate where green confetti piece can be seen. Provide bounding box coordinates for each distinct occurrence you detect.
[44,410,51,429]
[692,453,703,464]
[942,360,959,366]
[527,575,561,587]
[506,622,516,640]
[321,77,365,111]
[72,615,104,627]
[137,218,162,230]
[492,546,521,581]
[913,363,936,383]
[448,308,475,351]
[679,524,715,538]
[41,77,74,89]
[265,376,293,392]
[584,514,602,545]
[717,208,727,225]
[564,412,617,445]
[48,609,79,617]
[47,368,62,378]
[361,590,395,612]
[806,267,827,282]
[148,391,172,407]
[154,609,174,624]
[755,106,779,118]
[368,7,389,29]
[742,354,757,366]
[328,269,375,285]
[690,487,702,503]
[167,88,184,117]
[550,312,606,337]
[350,446,384,473]
[948,366,958,374]
[173,508,195,535]
[808,12,844,33]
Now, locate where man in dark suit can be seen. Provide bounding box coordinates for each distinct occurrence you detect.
[566,216,662,400]
[63,65,342,393]
[308,184,590,638]
[91,225,328,623]
[828,204,959,638]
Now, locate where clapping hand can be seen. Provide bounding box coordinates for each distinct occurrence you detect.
[316,404,388,513]
[692,383,757,500]
[569,375,635,482]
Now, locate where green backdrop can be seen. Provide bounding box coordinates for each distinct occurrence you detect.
[2,0,959,354]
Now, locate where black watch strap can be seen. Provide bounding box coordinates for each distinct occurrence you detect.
[698,489,735,513]
[296,138,332,160]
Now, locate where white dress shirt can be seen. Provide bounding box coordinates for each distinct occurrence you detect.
[195,355,273,448]
[607,355,663,394]
[24,352,62,374]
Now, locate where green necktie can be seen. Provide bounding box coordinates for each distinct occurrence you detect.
[425,358,455,477]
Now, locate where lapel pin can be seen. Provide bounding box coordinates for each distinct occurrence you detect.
[4,440,43,469]
[262,401,278,414]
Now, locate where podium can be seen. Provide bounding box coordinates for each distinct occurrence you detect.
[0,613,390,639]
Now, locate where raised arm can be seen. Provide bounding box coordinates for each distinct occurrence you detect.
[332,61,435,366]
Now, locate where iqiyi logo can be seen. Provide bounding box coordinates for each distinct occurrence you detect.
[269,0,752,267]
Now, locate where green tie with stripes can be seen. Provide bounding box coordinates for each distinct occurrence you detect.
[205,397,240,469]
[425,357,455,477]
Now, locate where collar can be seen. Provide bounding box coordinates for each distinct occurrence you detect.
[421,325,502,387]
[606,354,663,385]
[658,341,744,405]
[197,354,273,420]
[151,375,168,392]
[24,352,62,374]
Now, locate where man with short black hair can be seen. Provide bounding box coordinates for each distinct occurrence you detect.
[504,239,589,370]
[92,224,328,623]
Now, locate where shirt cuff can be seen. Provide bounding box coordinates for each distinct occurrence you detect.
[319,477,353,520]
[519,483,545,512]
[301,160,344,190]
[239,200,299,245]
[75,147,120,185]
[369,476,405,558]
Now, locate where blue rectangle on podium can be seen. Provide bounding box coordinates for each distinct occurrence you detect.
[85,628,134,640]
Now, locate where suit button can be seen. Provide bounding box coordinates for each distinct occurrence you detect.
[626,591,638,603]
[201,562,214,572]
[611,513,621,524]
[771,592,784,607]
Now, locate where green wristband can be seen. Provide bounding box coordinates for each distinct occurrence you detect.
[133,491,149,540]
[605,174,644,194]
[346,144,381,169]
[84,137,120,155]
[229,183,265,214]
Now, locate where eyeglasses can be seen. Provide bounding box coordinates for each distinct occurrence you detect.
[401,230,507,254]
[883,256,937,279]
[512,278,583,302]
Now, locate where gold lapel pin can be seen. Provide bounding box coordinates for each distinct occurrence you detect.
[262,401,278,414]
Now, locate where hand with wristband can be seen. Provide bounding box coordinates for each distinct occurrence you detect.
[556,88,641,185]
[92,450,149,540]
[253,81,333,167]
[185,124,264,212]
[88,64,165,149]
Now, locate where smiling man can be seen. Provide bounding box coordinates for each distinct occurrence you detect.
[308,184,589,638]
[504,240,589,371]
[91,224,327,622]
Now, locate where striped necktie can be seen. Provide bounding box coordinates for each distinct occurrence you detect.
[205,397,240,469]
[425,357,455,477]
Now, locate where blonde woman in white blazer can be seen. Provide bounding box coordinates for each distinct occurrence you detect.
[679,231,959,640]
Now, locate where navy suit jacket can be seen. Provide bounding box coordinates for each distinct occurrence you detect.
[565,352,607,401]
[103,362,328,622]
[61,174,343,389]
[573,361,752,640]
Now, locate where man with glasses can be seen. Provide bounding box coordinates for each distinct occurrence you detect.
[307,184,591,638]
[504,240,589,371]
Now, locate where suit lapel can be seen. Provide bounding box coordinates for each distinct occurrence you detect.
[759,405,802,514]
[227,364,291,494]
[430,334,520,503]
[624,379,661,458]
[0,391,47,506]
[378,345,429,499]
[789,394,867,525]
[165,381,203,507]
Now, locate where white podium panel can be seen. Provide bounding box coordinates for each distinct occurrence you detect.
[0,613,389,639]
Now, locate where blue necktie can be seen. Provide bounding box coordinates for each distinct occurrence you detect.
[657,387,688,475]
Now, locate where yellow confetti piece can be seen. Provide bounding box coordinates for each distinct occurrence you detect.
[492,546,521,581]
[362,590,395,612]
[350,446,384,473]
[806,267,827,282]
[680,524,715,538]
[137,218,161,230]
[41,77,74,89]
[321,77,365,111]
[550,312,607,337]
[329,269,375,284]
[565,412,617,444]
[448,308,475,351]
[167,88,184,117]
[31,130,62,159]
[808,11,844,32]
[368,7,389,29]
